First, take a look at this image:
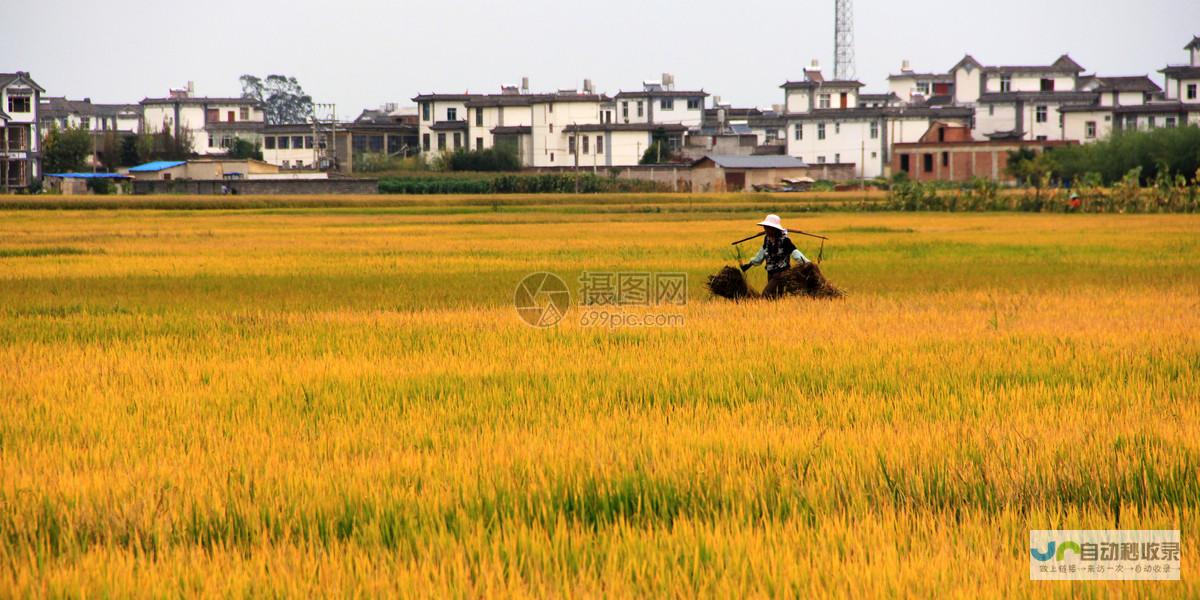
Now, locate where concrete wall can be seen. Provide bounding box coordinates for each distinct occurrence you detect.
[786,119,886,178]
[133,178,378,195]
[1063,111,1113,143]
[890,141,1072,183]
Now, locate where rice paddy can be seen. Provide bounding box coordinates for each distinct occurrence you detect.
[0,199,1197,597]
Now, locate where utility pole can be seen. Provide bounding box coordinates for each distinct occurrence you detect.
[834,0,856,81]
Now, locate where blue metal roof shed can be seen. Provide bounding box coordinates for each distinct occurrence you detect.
[128,161,187,173]
[45,173,132,179]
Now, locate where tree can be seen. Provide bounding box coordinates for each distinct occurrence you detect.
[42,127,92,173]
[240,74,314,125]
[227,137,262,160]
[639,127,678,165]
[119,135,141,167]
[136,120,195,162]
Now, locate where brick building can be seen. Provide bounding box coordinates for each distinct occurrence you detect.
[889,122,1073,182]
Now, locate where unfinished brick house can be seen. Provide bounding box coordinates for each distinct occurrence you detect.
[889,122,1073,182]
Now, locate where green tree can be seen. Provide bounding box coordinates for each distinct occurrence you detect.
[639,127,678,165]
[227,137,262,160]
[42,127,93,173]
[119,135,141,166]
[240,74,314,125]
[135,120,194,162]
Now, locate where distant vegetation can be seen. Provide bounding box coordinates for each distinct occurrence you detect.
[378,173,666,194]
[1008,125,1200,186]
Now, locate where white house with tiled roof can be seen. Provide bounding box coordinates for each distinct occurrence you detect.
[140,82,265,155]
[782,63,972,178]
[1,71,44,190]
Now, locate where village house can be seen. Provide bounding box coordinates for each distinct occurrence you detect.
[1,71,44,191]
[40,97,142,136]
[140,82,265,155]
[781,63,972,178]
[889,122,1073,182]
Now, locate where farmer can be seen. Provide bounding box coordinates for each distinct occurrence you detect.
[741,214,811,298]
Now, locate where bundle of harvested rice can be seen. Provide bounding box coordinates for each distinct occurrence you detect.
[775,262,845,299]
[706,266,756,300]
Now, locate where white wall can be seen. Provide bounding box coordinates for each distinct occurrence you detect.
[785,89,810,114]
[785,118,886,177]
[530,100,601,167]
[1063,111,1112,142]
[954,67,981,104]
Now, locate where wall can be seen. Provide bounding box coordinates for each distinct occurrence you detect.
[785,89,811,114]
[1062,111,1113,143]
[133,178,378,195]
[954,66,981,104]
[786,118,886,177]
[530,100,602,167]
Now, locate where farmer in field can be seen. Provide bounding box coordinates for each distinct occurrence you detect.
[741,214,811,298]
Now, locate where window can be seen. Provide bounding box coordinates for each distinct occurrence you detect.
[817,156,826,164]
[1148,116,1157,129]
[660,98,674,110]
[999,76,1011,93]
[1166,117,1177,128]
[1085,121,1096,138]
[80,116,90,130]
[622,101,629,119]
[794,124,803,140]
[870,121,879,139]
[292,136,304,149]
[582,136,589,154]
[687,97,701,110]
[1040,78,1054,92]
[1187,84,1197,100]
[568,135,576,155]
[452,132,461,149]
[916,82,931,95]
[279,136,290,149]
[437,132,446,149]
[208,134,215,148]
[7,95,31,113]
[988,105,995,116]
[596,135,603,154]
[447,107,457,121]
[1035,106,1047,123]
[221,135,232,149]
[265,136,276,149]
[422,133,430,151]
[941,152,949,167]
[476,137,483,151]
[548,103,553,113]
[637,101,644,117]
[871,151,877,159]
[227,111,235,122]
[549,123,554,133]
[817,123,826,140]
[1126,115,1138,130]
[319,135,327,150]
[421,103,430,121]
[923,153,933,173]
[766,129,778,143]
[295,159,304,168]
[834,122,840,134]
[818,94,831,109]
[475,109,483,126]
[240,107,250,120]
[900,154,910,172]
[938,127,946,142]
[305,136,314,149]
[834,153,840,163]
[550,152,555,163]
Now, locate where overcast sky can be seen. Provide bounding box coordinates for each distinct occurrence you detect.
[5,0,1198,115]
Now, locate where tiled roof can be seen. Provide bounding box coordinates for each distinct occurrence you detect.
[429,120,468,131]
[1160,65,1200,78]
[141,96,261,106]
[490,126,532,134]
[977,91,1099,103]
[614,90,708,98]
[1091,76,1161,93]
[0,72,46,92]
[886,72,953,81]
[204,121,265,131]
[780,79,864,90]
[786,106,974,120]
[982,55,1085,74]
[562,123,688,133]
[696,155,807,169]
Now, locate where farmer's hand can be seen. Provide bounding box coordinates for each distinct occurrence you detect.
[740,263,752,272]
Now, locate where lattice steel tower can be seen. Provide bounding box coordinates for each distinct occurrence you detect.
[834,0,856,80]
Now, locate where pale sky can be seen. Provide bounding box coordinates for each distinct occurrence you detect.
[4,0,1198,116]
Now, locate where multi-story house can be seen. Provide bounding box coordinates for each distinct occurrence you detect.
[782,65,971,178]
[1,71,44,190]
[887,61,954,104]
[944,54,1096,141]
[419,78,696,168]
[140,83,265,155]
[40,97,142,135]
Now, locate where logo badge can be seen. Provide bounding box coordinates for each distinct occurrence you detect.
[514,272,570,327]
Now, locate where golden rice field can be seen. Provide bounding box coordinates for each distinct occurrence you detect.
[1,197,1197,597]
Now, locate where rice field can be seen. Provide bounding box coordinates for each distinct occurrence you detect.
[0,198,1197,597]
